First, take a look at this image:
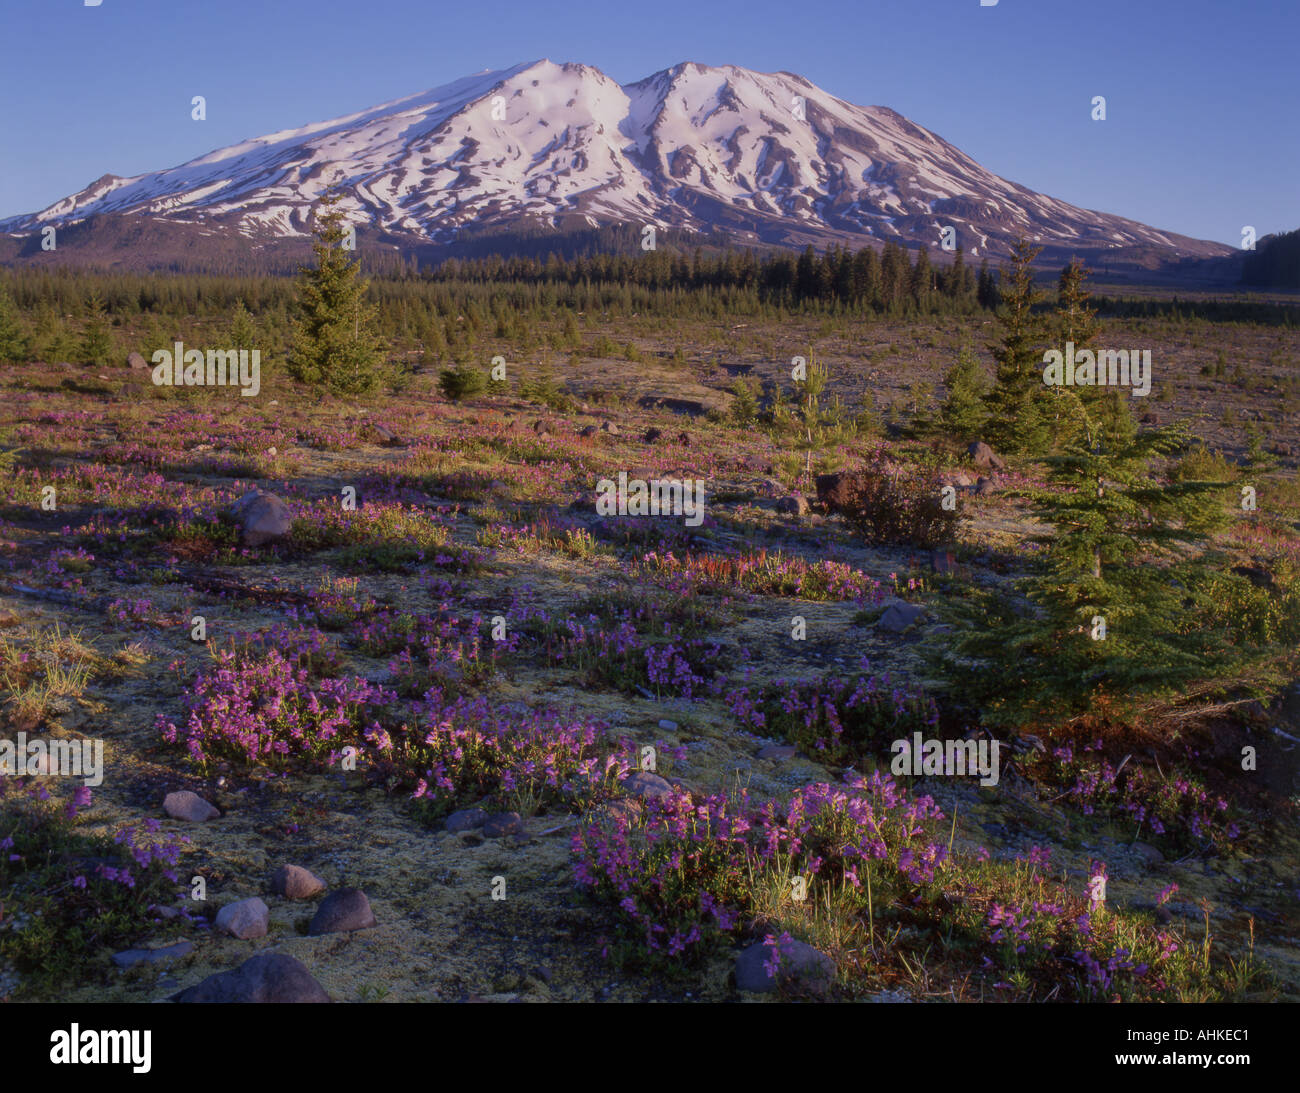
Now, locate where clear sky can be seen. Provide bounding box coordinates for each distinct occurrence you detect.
[1,0,1295,245]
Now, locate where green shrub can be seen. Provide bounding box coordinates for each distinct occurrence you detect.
[438,365,488,400]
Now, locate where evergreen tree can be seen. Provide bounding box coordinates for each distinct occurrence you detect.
[938,344,990,441]
[984,238,1051,453]
[228,298,258,348]
[908,246,933,308]
[942,405,1239,724]
[0,284,30,365]
[288,192,388,395]
[80,292,113,367]
[1055,257,1134,448]
[852,247,882,309]
[976,259,1000,310]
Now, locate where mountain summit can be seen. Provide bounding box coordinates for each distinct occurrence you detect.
[1,60,1229,266]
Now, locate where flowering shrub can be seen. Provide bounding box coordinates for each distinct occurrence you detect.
[0,775,189,995]
[640,548,883,604]
[573,773,946,975]
[383,611,517,697]
[537,616,729,700]
[399,693,640,821]
[156,630,394,769]
[574,772,1257,1001]
[1021,739,1240,853]
[722,661,939,764]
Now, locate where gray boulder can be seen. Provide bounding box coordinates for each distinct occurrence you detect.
[232,489,293,547]
[215,897,270,940]
[968,441,1006,471]
[775,495,810,516]
[174,952,330,1003]
[163,790,219,823]
[621,771,675,799]
[270,864,326,900]
[308,888,376,936]
[876,600,927,633]
[735,938,835,995]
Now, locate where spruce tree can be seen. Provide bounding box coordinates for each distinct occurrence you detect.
[80,292,113,367]
[1055,257,1134,448]
[228,298,258,349]
[984,238,1051,453]
[941,403,1240,724]
[289,192,387,395]
[0,284,30,365]
[938,344,990,442]
[976,258,1000,310]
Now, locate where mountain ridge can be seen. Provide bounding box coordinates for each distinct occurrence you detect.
[0,59,1233,270]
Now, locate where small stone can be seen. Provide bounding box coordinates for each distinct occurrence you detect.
[775,495,810,516]
[597,797,643,825]
[482,811,524,838]
[174,952,330,1003]
[876,601,927,633]
[112,940,193,969]
[1131,842,1165,867]
[444,808,488,833]
[216,897,270,940]
[621,771,674,799]
[657,718,678,731]
[270,864,326,900]
[126,351,148,370]
[757,745,797,761]
[868,988,912,1003]
[231,489,293,547]
[735,938,835,995]
[579,425,598,438]
[968,441,1006,471]
[600,421,620,435]
[308,888,376,936]
[973,476,996,497]
[163,790,219,823]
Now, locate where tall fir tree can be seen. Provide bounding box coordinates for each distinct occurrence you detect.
[79,292,113,367]
[0,284,30,365]
[228,298,258,349]
[976,258,1000,310]
[289,192,388,395]
[940,403,1241,725]
[984,238,1051,453]
[938,343,990,442]
[1055,257,1135,449]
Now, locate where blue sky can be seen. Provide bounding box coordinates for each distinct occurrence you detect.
[1,0,1295,244]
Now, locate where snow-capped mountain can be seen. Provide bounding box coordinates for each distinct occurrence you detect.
[0,60,1230,264]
